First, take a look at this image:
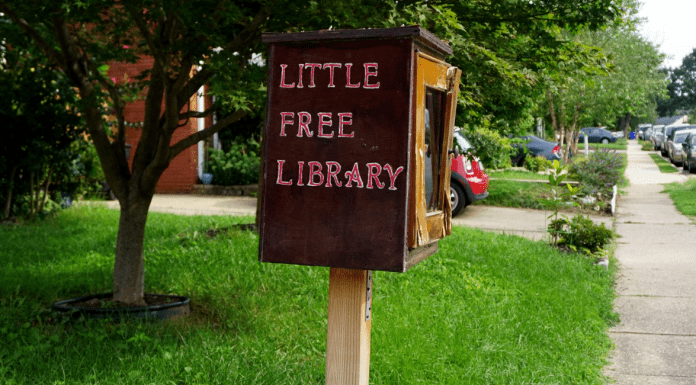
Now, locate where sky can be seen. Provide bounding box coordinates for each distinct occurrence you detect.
[637,0,696,69]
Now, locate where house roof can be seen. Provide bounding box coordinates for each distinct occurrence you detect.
[655,115,688,126]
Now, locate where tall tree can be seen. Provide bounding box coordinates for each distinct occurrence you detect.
[0,39,83,219]
[657,49,696,117]
[0,0,636,305]
[540,14,666,158]
[0,0,409,306]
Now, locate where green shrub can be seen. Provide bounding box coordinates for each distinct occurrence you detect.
[460,126,513,170]
[548,214,614,254]
[569,148,625,198]
[524,155,552,172]
[209,137,261,186]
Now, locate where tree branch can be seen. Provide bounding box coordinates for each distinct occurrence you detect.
[173,5,271,114]
[179,105,218,120]
[0,1,64,70]
[125,3,167,73]
[169,109,248,160]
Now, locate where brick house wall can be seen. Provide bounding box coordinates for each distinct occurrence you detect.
[108,58,212,193]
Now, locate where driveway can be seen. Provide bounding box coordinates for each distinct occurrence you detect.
[97,194,612,242]
[453,205,612,241]
[98,195,257,217]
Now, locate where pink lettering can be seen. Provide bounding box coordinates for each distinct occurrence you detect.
[297,64,304,88]
[308,161,324,186]
[276,160,293,185]
[317,113,334,138]
[297,112,313,137]
[297,161,305,186]
[279,65,295,88]
[323,63,342,88]
[363,63,380,89]
[366,163,385,189]
[345,63,361,88]
[383,164,405,190]
[280,112,294,136]
[338,113,354,138]
[344,162,365,188]
[305,63,322,88]
[326,161,342,187]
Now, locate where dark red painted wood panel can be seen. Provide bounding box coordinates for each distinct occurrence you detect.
[259,38,414,271]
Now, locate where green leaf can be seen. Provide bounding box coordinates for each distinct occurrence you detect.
[97,64,110,76]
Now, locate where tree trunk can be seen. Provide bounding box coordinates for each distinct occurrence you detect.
[39,166,54,214]
[558,96,566,163]
[4,166,18,219]
[112,196,152,306]
[548,91,559,142]
[29,171,36,220]
[622,113,632,137]
[567,102,581,164]
[255,134,264,229]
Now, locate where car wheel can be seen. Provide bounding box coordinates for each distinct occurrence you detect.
[601,138,609,144]
[450,182,467,217]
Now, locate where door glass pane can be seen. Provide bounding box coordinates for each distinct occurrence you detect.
[424,88,445,213]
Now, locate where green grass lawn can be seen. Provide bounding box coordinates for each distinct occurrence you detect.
[649,154,679,173]
[481,153,627,213]
[474,178,555,210]
[488,169,577,181]
[577,138,627,151]
[663,179,696,216]
[0,206,618,384]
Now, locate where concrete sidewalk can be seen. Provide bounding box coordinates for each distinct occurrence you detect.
[605,141,696,384]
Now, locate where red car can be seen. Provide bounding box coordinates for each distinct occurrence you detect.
[450,131,489,216]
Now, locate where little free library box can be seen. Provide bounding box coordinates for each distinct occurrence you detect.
[259,26,461,272]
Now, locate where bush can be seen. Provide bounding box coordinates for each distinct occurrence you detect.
[524,155,552,172]
[61,141,107,200]
[640,140,653,151]
[460,126,514,169]
[209,137,261,186]
[548,214,614,254]
[569,148,625,198]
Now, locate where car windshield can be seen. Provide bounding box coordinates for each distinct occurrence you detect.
[453,131,472,151]
[675,132,692,144]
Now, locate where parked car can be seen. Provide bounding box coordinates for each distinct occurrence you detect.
[449,131,489,216]
[637,124,652,140]
[682,133,696,173]
[578,127,618,144]
[667,129,696,165]
[510,135,563,166]
[649,125,664,148]
[662,124,696,157]
[643,127,653,141]
[652,125,666,151]
[660,124,690,155]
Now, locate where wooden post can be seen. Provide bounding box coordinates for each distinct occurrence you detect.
[326,268,372,385]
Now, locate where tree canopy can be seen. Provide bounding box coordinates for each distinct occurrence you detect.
[0,34,83,219]
[657,48,696,117]
[0,0,654,305]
